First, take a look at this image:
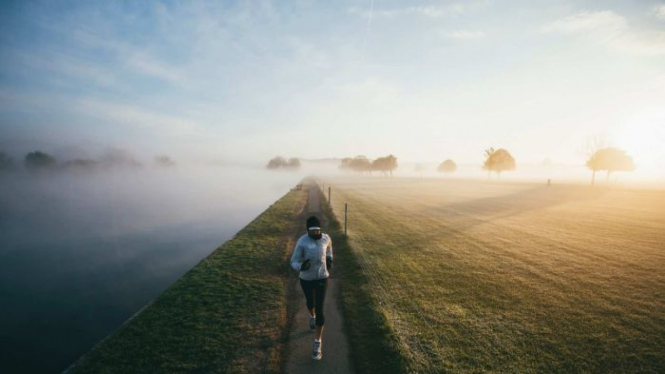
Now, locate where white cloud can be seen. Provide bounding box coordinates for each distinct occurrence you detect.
[655,5,665,20]
[53,58,122,88]
[616,30,665,56]
[541,10,627,36]
[445,30,486,39]
[348,2,477,19]
[8,49,120,89]
[287,38,332,70]
[410,5,466,18]
[541,10,665,56]
[45,23,185,85]
[125,53,184,84]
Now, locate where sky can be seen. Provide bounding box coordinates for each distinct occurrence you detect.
[1,0,664,177]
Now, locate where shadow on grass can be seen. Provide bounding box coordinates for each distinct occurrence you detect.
[416,184,610,232]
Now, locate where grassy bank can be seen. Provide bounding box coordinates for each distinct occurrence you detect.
[66,184,308,374]
[318,185,408,374]
[323,177,665,373]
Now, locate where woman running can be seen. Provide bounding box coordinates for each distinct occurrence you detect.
[290,215,333,360]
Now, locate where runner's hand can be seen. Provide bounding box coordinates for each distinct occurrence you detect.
[300,259,311,271]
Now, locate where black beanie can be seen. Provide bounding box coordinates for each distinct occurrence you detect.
[306,216,320,229]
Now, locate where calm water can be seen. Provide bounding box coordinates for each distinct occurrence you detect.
[0,166,303,373]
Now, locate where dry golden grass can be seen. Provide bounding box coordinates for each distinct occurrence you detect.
[324,177,665,373]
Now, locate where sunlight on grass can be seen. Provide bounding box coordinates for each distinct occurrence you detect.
[325,177,665,373]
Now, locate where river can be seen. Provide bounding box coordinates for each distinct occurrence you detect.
[0,165,304,373]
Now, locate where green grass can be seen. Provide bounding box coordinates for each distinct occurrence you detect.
[323,177,665,374]
[318,186,408,374]
[66,185,308,374]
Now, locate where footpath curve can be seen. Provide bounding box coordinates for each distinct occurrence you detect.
[285,183,353,373]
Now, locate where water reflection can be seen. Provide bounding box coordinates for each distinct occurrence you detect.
[0,166,303,373]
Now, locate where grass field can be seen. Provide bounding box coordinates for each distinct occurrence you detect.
[66,185,308,374]
[323,177,665,373]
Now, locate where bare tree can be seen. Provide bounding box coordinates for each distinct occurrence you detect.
[581,134,609,160]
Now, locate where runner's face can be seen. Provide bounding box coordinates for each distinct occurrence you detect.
[308,228,322,239]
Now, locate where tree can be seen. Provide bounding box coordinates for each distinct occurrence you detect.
[437,159,457,174]
[340,156,372,174]
[266,156,287,169]
[266,156,300,170]
[286,158,301,169]
[582,135,609,160]
[372,154,398,177]
[483,148,515,176]
[24,151,57,170]
[586,147,634,185]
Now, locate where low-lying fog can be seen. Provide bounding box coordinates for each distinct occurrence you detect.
[0,165,306,373]
[1,158,659,373]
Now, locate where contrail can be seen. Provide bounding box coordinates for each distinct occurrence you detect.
[361,0,375,63]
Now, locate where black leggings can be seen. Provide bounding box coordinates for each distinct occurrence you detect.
[300,278,328,326]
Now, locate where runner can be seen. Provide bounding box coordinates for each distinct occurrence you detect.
[290,215,333,360]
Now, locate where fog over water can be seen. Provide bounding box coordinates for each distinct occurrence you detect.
[0,158,658,373]
[0,165,305,374]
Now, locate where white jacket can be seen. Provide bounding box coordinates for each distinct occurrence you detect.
[290,233,333,280]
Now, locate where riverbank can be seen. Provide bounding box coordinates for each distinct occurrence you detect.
[65,183,308,373]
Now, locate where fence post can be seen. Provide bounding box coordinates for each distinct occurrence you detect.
[344,203,348,236]
[328,187,331,203]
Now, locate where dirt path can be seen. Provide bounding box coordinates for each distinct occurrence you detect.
[285,183,353,373]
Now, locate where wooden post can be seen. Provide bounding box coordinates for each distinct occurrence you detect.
[344,203,348,236]
[328,187,331,203]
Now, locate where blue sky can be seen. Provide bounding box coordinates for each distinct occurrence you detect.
[1,1,664,176]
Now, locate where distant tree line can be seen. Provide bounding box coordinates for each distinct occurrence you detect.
[378,142,633,186]
[0,150,177,173]
[266,156,301,170]
[4,141,636,185]
[339,154,398,176]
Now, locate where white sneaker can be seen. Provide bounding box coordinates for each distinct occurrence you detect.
[309,315,316,330]
[311,339,322,360]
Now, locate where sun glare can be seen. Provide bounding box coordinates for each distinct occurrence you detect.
[613,116,665,178]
